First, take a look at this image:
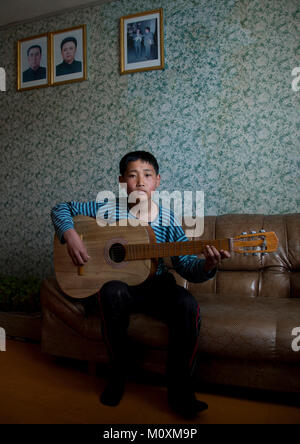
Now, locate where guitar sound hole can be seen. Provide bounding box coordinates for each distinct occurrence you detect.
[109,243,126,263]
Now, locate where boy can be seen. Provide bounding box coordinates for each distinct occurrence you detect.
[51,151,230,419]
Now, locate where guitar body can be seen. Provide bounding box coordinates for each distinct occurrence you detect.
[54,216,157,298]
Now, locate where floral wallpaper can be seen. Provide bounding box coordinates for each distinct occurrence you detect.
[0,0,299,278]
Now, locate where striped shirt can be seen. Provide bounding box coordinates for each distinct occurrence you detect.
[51,199,216,283]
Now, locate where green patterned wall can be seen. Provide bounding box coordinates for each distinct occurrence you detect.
[0,0,299,278]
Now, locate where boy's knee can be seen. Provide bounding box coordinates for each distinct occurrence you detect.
[99,280,130,313]
[101,280,127,296]
[176,290,199,313]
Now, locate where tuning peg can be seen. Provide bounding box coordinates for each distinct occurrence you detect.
[259,231,267,256]
[241,232,249,256]
[249,231,258,255]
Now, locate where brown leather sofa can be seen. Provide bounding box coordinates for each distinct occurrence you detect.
[41,213,300,394]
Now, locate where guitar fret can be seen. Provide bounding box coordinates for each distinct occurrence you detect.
[127,238,230,261]
[128,243,132,260]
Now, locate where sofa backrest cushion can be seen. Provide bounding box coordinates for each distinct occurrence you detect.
[182,214,300,298]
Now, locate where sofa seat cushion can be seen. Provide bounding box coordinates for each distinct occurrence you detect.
[197,294,300,364]
[41,277,170,348]
[41,278,300,363]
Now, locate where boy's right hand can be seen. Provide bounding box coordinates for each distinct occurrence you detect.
[63,229,90,266]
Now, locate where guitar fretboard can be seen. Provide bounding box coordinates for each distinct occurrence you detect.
[125,239,230,260]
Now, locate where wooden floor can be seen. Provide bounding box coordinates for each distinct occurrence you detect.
[1,339,300,424]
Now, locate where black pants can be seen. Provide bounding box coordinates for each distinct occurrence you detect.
[97,272,201,392]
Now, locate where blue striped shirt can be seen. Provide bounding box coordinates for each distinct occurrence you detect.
[51,199,216,283]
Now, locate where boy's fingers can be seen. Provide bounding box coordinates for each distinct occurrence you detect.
[66,236,90,266]
[79,250,90,264]
[206,245,220,260]
[73,252,83,266]
[220,249,231,259]
[82,253,90,263]
[72,253,80,266]
[205,245,214,255]
[205,246,231,264]
[69,250,89,266]
[67,246,77,266]
[211,246,221,258]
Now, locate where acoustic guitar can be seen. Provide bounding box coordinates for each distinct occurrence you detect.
[54,215,279,298]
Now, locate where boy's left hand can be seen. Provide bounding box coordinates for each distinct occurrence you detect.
[203,245,231,272]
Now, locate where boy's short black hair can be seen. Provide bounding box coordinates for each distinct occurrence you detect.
[119,151,159,176]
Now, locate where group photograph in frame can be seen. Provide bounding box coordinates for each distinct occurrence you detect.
[50,24,87,86]
[120,9,164,75]
[17,33,50,91]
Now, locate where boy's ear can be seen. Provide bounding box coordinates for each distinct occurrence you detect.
[119,175,125,183]
[156,173,161,187]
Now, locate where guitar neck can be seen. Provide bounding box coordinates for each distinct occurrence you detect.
[125,238,231,261]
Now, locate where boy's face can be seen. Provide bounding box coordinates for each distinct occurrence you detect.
[119,159,160,202]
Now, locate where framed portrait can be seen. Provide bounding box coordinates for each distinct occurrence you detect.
[50,24,87,86]
[17,33,50,91]
[120,8,164,75]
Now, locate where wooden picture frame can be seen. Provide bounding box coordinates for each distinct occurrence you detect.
[17,33,50,91]
[50,24,87,86]
[120,9,164,75]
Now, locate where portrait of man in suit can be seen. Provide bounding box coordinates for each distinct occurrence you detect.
[51,25,86,85]
[22,45,47,83]
[56,37,82,77]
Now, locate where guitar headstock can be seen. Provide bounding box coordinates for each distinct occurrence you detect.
[232,230,278,255]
